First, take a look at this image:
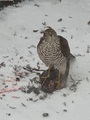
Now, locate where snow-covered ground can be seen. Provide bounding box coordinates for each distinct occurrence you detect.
[0,0,90,120]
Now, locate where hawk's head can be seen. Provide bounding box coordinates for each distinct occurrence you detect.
[43,27,58,41]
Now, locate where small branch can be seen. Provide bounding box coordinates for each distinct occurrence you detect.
[75,54,85,57]
[21,103,26,107]
[23,67,45,73]
[9,106,16,109]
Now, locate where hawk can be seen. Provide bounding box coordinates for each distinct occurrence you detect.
[37,27,74,89]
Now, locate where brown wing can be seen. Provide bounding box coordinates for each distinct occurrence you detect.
[58,35,70,59]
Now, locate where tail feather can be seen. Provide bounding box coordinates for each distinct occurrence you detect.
[69,53,75,59]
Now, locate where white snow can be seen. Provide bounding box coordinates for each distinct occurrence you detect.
[0,0,90,120]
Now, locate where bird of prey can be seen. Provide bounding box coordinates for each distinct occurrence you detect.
[37,27,75,89]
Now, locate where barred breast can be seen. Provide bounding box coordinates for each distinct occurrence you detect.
[37,37,67,74]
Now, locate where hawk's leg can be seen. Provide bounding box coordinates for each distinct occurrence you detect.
[41,66,51,87]
[59,79,67,89]
[55,73,67,89]
[55,72,61,89]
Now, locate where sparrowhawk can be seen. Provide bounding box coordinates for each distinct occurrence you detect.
[37,27,74,89]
